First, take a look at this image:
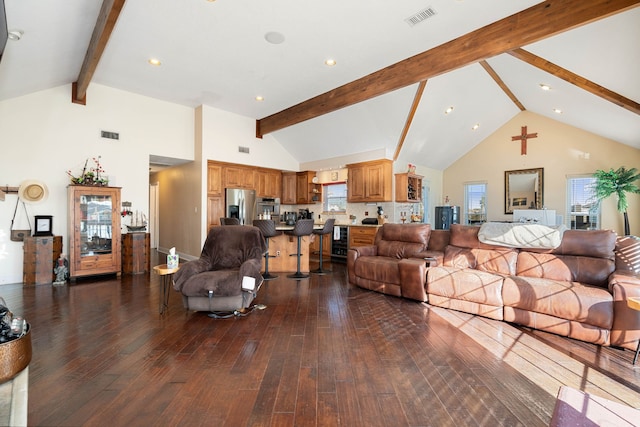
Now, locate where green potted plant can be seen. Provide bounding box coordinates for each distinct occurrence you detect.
[593,166,640,236]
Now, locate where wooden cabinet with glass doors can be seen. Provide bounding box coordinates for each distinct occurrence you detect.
[67,186,121,280]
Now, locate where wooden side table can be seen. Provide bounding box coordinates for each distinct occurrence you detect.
[627,297,640,365]
[153,264,179,314]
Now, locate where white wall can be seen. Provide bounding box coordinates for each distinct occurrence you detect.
[200,105,298,171]
[0,84,194,284]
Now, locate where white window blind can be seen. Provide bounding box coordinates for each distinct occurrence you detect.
[464,182,487,225]
[567,176,599,229]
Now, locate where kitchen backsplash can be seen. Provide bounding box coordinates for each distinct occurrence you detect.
[280,201,423,225]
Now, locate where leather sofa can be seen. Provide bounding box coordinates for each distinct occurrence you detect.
[347,223,447,302]
[348,223,640,352]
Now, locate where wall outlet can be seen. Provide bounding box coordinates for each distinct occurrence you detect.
[276,250,281,256]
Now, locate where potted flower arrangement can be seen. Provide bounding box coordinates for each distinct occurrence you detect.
[67,156,109,186]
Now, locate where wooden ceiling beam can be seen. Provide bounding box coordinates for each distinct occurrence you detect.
[394,81,427,161]
[256,0,639,137]
[508,48,640,115]
[72,0,126,105]
[479,60,526,112]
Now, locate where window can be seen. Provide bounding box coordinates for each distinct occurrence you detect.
[464,182,487,225]
[323,182,347,213]
[567,175,600,229]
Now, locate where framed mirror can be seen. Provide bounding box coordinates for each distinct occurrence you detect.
[505,168,543,214]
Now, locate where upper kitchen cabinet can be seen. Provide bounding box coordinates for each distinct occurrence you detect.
[395,173,423,202]
[281,172,297,204]
[347,160,392,203]
[296,171,321,204]
[256,168,282,199]
[207,162,223,196]
[224,166,255,189]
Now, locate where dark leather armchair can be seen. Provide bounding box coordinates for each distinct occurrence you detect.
[173,225,267,313]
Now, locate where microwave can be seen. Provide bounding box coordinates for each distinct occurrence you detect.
[256,197,281,218]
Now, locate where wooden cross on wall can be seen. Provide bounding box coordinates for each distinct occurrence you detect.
[511,126,538,155]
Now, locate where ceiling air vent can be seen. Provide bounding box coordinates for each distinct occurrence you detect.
[238,146,250,154]
[405,6,437,27]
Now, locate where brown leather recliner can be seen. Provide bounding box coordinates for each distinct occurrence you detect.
[173,225,266,313]
[348,223,440,301]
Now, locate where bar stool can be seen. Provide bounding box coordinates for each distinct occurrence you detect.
[252,219,281,281]
[285,219,315,279]
[311,219,335,275]
[220,217,240,225]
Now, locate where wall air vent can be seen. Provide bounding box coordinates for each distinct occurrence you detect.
[101,130,119,140]
[239,146,250,154]
[405,6,437,27]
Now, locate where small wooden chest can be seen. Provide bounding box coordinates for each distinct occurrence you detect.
[122,233,150,274]
[23,236,62,285]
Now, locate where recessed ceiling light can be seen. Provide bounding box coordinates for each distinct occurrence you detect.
[7,30,23,41]
[553,108,563,114]
[264,32,285,45]
[444,106,454,114]
[255,96,264,102]
[325,59,336,66]
[148,58,161,66]
[471,123,480,130]
[539,84,551,91]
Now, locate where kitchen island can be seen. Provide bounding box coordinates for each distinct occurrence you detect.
[260,224,322,273]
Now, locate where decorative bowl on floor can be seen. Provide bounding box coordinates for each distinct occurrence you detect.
[126,225,147,232]
[0,324,31,384]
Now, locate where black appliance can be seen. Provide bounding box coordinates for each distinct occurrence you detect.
[331,226,349,259]
[284,212,297,225]
[298,209,313,220]
[435,206,460,230]
[362,218,378,225]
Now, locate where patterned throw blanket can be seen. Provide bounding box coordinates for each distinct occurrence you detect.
[478,222,567,249]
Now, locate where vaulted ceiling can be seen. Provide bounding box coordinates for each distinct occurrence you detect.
[1,0,638,170]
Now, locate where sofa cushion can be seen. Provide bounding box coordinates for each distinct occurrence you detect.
[502,276,613,329]
[550,229,616,259]
[374,223,431,258]
[444,246,518,275]
[353,256,402,285]
[179,269,244,297]
[427,266,505,308]
[517,252,615,287]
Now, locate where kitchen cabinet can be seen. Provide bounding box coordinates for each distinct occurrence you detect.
[310,233,331,258]
[297,171,321,204]
[395,173,423,202]
[224,166,255,189]
[207,163,223,195]
[281,172,297,204]
[67,185,121,280]
[207,196,224,230]
[347,159,392,202]
[348,225,379,248]
[256,168,281,199]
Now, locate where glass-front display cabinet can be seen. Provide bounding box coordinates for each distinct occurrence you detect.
[67,186,121,280]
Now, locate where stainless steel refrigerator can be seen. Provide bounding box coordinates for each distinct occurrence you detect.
[225,188,257,225]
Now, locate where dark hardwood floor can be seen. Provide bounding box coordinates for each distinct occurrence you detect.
[3,251,640,426]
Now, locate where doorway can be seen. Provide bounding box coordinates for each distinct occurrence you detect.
[149,182,159,248]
